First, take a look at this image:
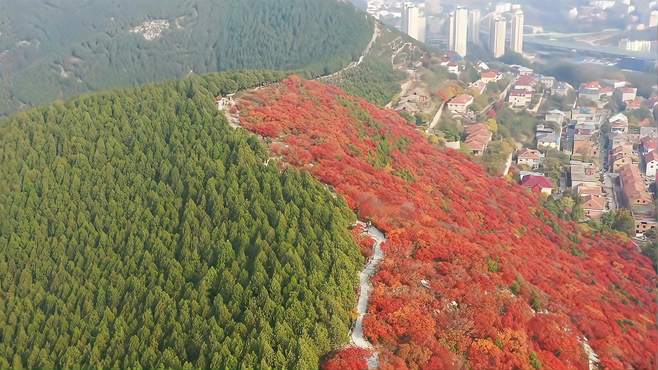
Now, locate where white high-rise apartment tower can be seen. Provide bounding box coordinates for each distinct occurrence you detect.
[490,16,506,58]
[449,7,468,57]
[510,9,524,54]
[468,9,481,44]
[402,2,426,42]
[649,10,658,28]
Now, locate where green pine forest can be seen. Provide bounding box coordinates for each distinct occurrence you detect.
[0,0,372,116]
[0,71,365,368]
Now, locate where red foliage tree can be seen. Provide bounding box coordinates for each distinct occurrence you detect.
[238,76,658,369]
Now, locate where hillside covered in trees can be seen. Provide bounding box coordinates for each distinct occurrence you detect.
[237,77,658,370]
[0,71,366,368]
[0,0,372,116]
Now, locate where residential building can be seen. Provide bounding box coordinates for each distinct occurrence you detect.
[447,94,474,115]
[508,89,532,107]
[545,109,566,125]
[610,144,637,172]
[618,38,655,53]
[540,76,556,89]
[645,150,658,177]
[510,65,533,76]
[577,185,606,219]
[402,3,426,42]
[602,79,627,88]
[513,75,537,91]
[537,132,560,150]
[463,123,492,156]
[517,148,544,169]
[572,137,599,159]
[619,87,637,102]
[553,81,574,96]
[641,136,657,154]
[480,70,502,83]
[490,16,506,58]
[468,9,481,44]
[639,126,657,140]
[579,81,602,103]
[520,175,553,195]
[570,161,599,187]
[625,97,644,110]
[619,164,653,207]
[446,62,460,75]
[650,10,658,28]
[618,164,656,235]
[468,80,487,95]
[510,10,524,54]
[449,7,468,57]
[610,119,629,134]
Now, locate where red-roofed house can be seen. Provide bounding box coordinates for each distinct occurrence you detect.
[480,70,502,83]
[447,94,474,115]
[619,164,653,206]
[581,81,602,90]
[600,86,614,97]
[508,89,533,107]
[463,124,492,156]
[516,148,544,169]
[577,185,606,219]
[520,175,553,195]
[514,75,537,91]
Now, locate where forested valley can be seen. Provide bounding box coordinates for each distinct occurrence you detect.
[0,0,372,116]
[0,71,365,369]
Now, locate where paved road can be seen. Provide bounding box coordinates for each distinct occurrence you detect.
[351,222,386,369]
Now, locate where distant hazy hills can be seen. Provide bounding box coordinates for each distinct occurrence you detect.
[0,0,372,116]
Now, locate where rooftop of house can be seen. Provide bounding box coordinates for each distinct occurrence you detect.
[517,148,543,160]
[515,75,537,86]
[619,164,652,203]
[581,81,602,90]
[582,194,606,211]
[480,70,499,79]
[577,184,604,197]
[609,112,628,123]
[510,89,532,97]
[537,133,559,144]
[570,161,599,182]
[449,94,474,105]
[520,175,553,189]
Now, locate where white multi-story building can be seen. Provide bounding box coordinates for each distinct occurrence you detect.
[468,9,481,44]
[650,10,658,28]
[449,7,468,56]
[490,16,506,58]
[510,9,524,54]
[402,2,426,42]
[619,38,655,53]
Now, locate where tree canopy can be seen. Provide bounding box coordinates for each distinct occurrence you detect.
[0,0,372,116]
[0,71,364,368]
